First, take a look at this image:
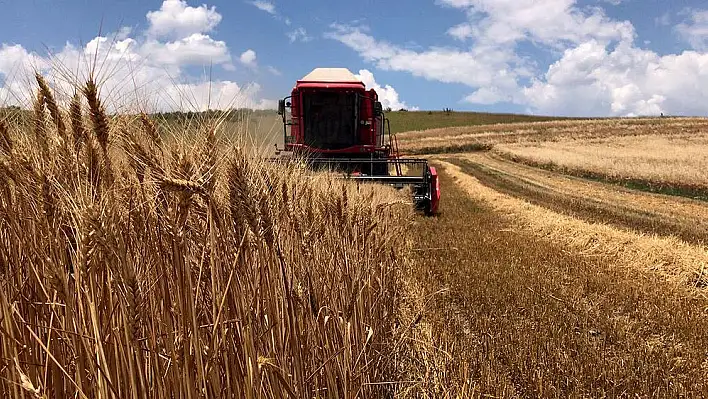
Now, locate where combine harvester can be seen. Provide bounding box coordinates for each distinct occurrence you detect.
[274,68,440,215]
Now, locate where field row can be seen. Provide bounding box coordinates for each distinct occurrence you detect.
[400,118,708,197]
[447,152,708,245]
[407,163,708,396]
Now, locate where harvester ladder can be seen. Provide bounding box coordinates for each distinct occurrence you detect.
[392,134,403,176]
[386,118,403,176]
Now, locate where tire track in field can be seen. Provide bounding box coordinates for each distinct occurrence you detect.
[408,165,708,397]
[444,152,708,245]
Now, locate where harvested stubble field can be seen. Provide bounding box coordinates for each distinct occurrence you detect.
[408,165,708,396]
[397,117,708,158]
[396,115,708,396]
[494,133,708,198]
[448,152,708,245]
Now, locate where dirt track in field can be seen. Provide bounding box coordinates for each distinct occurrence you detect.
[406,161,708,397]
[443,152,708,245]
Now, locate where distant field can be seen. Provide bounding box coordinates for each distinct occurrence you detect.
[152,110,283,152]
[386,110,570,134]
[396,117,708,155]
[225,109,569,138]
[495,133,708,197]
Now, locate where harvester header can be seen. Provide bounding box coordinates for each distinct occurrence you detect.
[275,67,439,215]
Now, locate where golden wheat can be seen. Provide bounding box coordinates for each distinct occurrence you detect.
[0,78,419,398]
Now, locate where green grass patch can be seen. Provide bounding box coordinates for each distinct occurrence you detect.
[403,142,493,155]
[386,111,574,134]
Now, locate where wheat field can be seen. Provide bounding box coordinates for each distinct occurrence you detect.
[396,117,708,156]
[395,115,708,396]
[4,72,708,397]
[495,133,708,192]
[408,164,708,397]
[0,75,440,398]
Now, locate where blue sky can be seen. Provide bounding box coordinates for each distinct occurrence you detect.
[0,0,707,116]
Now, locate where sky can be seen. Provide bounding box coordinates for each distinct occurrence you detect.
[0,0,706,116]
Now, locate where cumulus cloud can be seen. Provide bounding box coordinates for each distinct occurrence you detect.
[250,1,276,15]
[436,0,635,47]
[239,49,257,67]
[147,0,222,38]
[162,81,276,110]
[355,69,416,111]
[0,44,49,77]
[327,24,523,98]
[524,42,708,116]
[330,0,708,116]
[0,1,274,111]
[142,34,231,66]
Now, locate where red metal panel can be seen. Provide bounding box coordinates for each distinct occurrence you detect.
[291,88,301,144]
[369,89,378,147]
[287,82,390,154]
[429,167,440,214]
[287,143,378,154]
[360,89,373,146]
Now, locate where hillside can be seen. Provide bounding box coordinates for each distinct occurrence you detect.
[386,110,575,134]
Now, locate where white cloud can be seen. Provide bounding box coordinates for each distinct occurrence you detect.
[239,49,257,67]
[147,0,222,39]
[267,66,282,76]
[327,24,523,96]
[0,1,274,111]
[162,81,275,110]
[142,34,231,66]
[331,0,708,116]
[251,0,276,15]
[523,42,708,116]
[0,44,49,77]
[464,87,510,105]
[0,45,43,105]
[288,27,312,43]
[676,9,708,50]
[355,69,416,111]
[437,0,635,48]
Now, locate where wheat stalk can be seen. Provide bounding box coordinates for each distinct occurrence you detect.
[36,73,66,138]
[82,79,109,153]
[0,121,12,156]
[33,89,48,157]
[69,92,85,154]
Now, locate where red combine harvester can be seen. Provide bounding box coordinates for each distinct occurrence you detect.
[274,68,440,215]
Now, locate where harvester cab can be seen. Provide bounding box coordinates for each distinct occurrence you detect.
[275,68,440,215]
